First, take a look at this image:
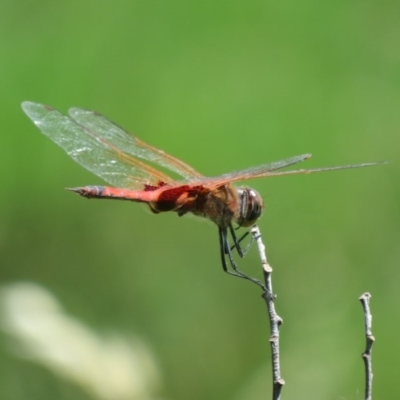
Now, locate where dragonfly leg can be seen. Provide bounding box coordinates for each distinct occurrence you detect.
[218,227,266,290]
[228,226,254,257]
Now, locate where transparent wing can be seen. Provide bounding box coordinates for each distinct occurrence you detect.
[195,154,385,188]
[22,102,384,191]
[68,107,203,180]
[191,154,311,187]
[22,102,183,189]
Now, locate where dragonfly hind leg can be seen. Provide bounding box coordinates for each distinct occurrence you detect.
[218,227,266,291]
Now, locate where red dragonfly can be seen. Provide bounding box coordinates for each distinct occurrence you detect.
[22,101,384,289]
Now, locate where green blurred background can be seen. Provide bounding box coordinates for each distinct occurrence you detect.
[1,1,399,399]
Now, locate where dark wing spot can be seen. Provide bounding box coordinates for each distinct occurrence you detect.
[144,181,168,192]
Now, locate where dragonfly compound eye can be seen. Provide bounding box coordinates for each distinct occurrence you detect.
[237,188,264,227]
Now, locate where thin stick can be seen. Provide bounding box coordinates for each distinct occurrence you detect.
[251,226,285,400]
[359,292,375,400]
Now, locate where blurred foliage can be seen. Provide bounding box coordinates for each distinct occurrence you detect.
[0,0,399,399]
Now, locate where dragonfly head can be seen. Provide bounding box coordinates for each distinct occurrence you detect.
[236,187,264,227]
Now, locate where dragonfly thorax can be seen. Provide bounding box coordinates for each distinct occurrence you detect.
[236,187,264,227]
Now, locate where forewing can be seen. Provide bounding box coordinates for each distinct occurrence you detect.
[22,102,174,189]
[68,107,204,180]
[196,154,312,188]
[196,155,385,188]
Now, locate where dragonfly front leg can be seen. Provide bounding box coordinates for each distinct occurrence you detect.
[228,225,254,257]
[218,227,266,290]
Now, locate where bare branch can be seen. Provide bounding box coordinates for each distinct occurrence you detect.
[251,226,285,400]
[359,292,375,400]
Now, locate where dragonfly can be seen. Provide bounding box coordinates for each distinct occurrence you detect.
[22,101,385,289]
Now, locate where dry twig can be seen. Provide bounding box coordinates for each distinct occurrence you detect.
[359,292,375,400]
[251,226,284,400]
